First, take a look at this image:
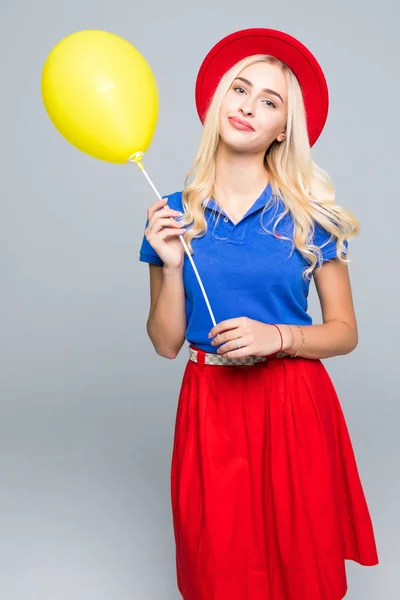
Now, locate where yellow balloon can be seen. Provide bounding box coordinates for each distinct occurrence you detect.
[41,30,158,164]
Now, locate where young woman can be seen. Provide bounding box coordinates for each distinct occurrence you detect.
[139,28,379,600]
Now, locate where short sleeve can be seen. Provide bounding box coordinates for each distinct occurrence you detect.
[138,191,183,266]
[139,214,164,266]
[313,221,348,264]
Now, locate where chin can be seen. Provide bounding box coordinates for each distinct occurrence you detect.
[219,127,252,152]
[220,136,259,155]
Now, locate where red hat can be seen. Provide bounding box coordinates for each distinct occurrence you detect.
[195,28,329,147]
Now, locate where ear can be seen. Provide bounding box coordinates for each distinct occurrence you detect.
[277,130,286,143]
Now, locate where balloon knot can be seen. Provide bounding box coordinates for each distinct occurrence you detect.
[128,151,145,170]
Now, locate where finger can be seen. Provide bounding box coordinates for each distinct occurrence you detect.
[221,348,247,358]
[146,226,186,245]
[147,216,185,235]
[214,332,244,351]
[147,197,168,220]
[147,212,182,235]
[150,207,182,222]
[159,227,187,239]
[218,338,251,358]
[211,328,240,346]
[209,318,242,338]
[149,209,182,229]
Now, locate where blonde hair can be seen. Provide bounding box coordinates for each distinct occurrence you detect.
[179,54,359,279]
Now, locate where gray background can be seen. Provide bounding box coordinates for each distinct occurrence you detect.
[1,0,397,598]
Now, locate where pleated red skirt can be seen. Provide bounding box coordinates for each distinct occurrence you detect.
[170,345,379,600]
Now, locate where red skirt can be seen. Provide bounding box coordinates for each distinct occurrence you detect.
[170,345,379,600]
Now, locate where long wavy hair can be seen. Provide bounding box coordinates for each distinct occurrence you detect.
[179,54,359,279]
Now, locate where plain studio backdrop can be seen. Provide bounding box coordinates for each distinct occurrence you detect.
[1,0,398,598]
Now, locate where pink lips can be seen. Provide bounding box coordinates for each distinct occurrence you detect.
[228,116,255,131]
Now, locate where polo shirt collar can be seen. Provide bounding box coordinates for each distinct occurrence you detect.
[202,183,273,221]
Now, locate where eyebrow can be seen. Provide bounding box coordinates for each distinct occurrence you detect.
[234,77,284,104]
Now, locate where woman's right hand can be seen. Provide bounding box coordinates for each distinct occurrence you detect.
[144,198,187,269]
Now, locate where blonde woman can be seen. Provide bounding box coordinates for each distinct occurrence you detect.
[139,28,379,600]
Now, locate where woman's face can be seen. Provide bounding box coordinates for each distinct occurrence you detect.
[218,61,288,154]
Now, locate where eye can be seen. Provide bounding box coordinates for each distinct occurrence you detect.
[262,99,277,109]
[233,86,246,94]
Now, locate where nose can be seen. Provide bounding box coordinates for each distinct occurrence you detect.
[239,96,255,117]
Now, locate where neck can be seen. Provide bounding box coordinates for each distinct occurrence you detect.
[214,141,269,198]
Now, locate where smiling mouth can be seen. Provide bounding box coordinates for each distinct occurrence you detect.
[228,116,255,131]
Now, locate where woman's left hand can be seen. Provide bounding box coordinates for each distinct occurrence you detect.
[208,317,290,358]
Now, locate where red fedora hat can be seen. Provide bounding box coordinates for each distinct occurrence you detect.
[195,28,329,147]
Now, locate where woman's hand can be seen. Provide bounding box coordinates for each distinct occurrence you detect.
[144,198,187,269]
[208,317,293,358]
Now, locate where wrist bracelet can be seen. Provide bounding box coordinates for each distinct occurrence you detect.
[286,325,295,352]
[290,324,305,357]
[270,324,284,353]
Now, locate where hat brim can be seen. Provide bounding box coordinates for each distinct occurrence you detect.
[195,28,329,147]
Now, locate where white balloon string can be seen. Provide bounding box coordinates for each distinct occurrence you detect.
[128,154,217,328]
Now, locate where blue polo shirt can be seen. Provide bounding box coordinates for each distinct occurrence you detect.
[139,184,348,354]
